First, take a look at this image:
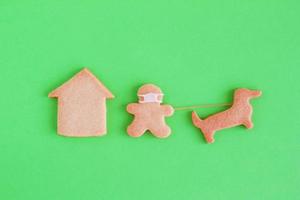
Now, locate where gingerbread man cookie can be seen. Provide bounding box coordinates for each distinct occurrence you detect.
[127,84,174,138]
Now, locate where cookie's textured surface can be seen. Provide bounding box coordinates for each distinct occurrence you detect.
[49,68,114,137]
[192,88,262,143]
[127,84,174,138]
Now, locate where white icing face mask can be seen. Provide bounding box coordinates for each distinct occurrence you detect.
[138,93,163,103]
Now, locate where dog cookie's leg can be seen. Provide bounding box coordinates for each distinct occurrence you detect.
[202,130,215,144]
[243,120,254,129]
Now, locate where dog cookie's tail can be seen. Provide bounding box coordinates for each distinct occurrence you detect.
[192,111,204,129]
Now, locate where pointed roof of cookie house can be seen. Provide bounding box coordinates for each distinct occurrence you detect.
[48,68,114,99]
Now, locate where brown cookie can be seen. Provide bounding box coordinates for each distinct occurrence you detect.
[127,84,174,138]
[49,68,114,137]
[192,88,262,143]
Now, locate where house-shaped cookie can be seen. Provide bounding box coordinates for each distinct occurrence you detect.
[49,68,114,137]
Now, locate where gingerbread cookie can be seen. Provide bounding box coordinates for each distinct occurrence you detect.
[192,88,262,143]
[127,84,174,138]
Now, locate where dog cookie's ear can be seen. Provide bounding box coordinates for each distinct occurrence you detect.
[191,88,262,143]
[127,84,174,138]
[49,68,115,137]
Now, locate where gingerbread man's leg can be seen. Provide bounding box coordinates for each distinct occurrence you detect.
[149,123,171,138]
[127,120,147,137]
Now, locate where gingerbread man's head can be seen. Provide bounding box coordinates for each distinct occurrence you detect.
[137,84,164,104]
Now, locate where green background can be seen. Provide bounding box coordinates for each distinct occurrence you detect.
[0,0,299,199]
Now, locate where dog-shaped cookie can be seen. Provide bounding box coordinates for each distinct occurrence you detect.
[127,84,174,138]
[192,88,262,143]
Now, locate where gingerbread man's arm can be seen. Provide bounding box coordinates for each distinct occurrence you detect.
[127,103,141,114]
[161,105,174,117]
